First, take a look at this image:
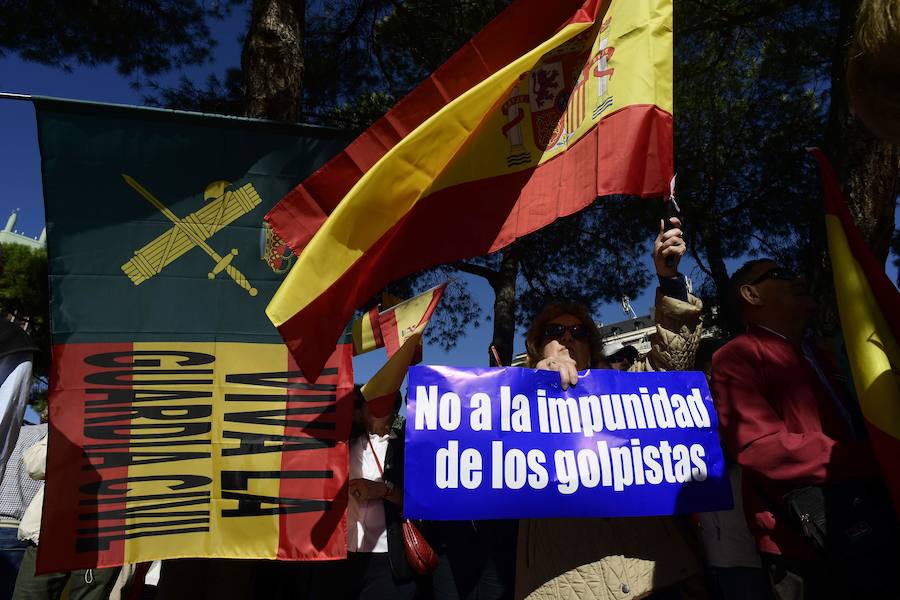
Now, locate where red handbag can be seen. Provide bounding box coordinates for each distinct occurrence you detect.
[368,437,439,575]
[401,518,439,574]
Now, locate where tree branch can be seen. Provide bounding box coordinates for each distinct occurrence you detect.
[451,261,498,285]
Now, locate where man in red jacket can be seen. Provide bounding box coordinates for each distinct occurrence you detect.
[710,258,889,599]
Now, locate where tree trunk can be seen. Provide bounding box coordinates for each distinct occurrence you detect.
[242,0,306,121]
[813,0,900,334]
[697,221,732,330]
[490,247,519,366]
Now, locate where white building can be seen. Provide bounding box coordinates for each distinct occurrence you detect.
[598,312,656,356]
[0,211,46,249]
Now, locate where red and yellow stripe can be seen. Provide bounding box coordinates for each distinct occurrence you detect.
[40,342,352,572]
[812,148,900,514]
[266,0,673,379]
[379,284,446,361]
[351,306,384,356]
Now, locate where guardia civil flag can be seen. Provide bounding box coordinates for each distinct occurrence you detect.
[266,0,673,379]
[31,97,353,572]
[811,148,900,514]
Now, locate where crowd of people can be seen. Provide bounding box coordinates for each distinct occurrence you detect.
[2,209,897,600]
[2,0,899,597]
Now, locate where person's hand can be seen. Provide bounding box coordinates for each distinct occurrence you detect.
[534,341,579,390]
[653,217,685,278]
[349,478,387,501]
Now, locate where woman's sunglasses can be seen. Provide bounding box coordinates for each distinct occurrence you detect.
[542,324,589,341]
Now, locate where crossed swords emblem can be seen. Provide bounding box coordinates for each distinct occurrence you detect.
[120,174,260,296]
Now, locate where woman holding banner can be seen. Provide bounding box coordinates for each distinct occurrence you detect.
[516,217,707,600]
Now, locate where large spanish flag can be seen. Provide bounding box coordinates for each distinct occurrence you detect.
[811,148,900,514]
[266,0,673,379]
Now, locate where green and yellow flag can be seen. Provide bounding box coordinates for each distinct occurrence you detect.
[33,98,353,571]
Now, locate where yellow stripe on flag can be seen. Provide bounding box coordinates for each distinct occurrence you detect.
[826,215,900,439]
[123,342,287,563]
[266,20,594,328]
[361,329,425,404]
[380,284,445,357]
[351,308,382,355]
[362,285,447,400]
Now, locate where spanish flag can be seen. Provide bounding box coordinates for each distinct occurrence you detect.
[266,0,673,379]
[379,283,446,363]
[350,284,445,357]
[811,148,900,513]
[362,287,445,415]
[351,306,384,356]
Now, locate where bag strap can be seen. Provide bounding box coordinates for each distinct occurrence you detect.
[367,435,385,478]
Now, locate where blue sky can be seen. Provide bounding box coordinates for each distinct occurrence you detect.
[0,6,897,384]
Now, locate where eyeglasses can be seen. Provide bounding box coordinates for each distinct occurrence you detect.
[542,323,589,341]
[748,267,798,285]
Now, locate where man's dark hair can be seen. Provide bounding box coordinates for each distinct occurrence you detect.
[727,258,777,326]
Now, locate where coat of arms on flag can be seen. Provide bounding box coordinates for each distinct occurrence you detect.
[265,0,674,380]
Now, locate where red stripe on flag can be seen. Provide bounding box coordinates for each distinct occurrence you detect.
[40,343,131,573]
[264,0,606,253]
[411,343,424,366]
[368,306,384,349]
[423,285,447,325]
[276,345,353,560]
[380,310,401,357]
[278,105,672,378]
[810,148,900,339]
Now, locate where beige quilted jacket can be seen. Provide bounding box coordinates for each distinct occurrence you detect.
[516,290,705,600]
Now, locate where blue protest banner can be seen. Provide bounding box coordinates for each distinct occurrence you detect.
[404,366,732,519]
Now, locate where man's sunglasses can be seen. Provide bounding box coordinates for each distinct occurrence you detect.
[748,267,798,285]
[542,324,590,341]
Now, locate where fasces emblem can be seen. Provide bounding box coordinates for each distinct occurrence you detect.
[121,175,261,296]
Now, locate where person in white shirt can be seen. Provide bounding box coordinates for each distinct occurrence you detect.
[12,431,120,600]
[310,388,414,599]
[0,322,38,483]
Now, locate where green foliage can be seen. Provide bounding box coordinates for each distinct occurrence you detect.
[0,243,49,377]
[893,227,900,286]
[326,92,397,131]
[144,68,245,115]
[512,198,656,326]
[301,0,511,122]
[674,0,840,331]
[12,0,892,354]
[372,0,512,89]
[0,0,240,77]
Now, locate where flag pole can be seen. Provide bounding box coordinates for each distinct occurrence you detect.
[0,92,33,101]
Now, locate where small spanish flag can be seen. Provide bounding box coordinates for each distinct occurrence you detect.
[266,0,673,379]
[351,306,384,356]
[350,284,446,357]
[811,148,900,514]
[379,283,446,363]
[362,285,446,416]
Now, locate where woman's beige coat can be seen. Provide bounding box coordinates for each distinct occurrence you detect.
[516,291,706,600]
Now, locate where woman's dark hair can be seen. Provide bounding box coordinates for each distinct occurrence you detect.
[524,301,606,368]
